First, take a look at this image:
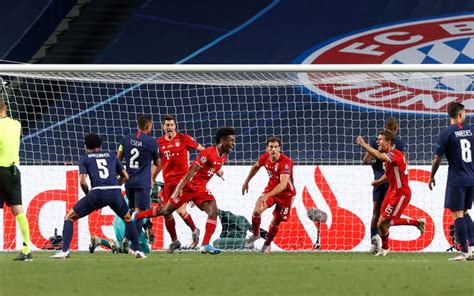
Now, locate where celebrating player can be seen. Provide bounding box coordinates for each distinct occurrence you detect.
[50,133,145,259]
[362,117,413,253]
[154,115,204,252]
[134,127,236,254]
[242,137,296,254]
[117,114,159,246]
[357,130,422,257]
[429,102,474,261]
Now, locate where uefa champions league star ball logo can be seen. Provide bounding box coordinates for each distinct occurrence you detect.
[297,14,474,115]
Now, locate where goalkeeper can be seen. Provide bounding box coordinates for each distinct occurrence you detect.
[89,184,163,254]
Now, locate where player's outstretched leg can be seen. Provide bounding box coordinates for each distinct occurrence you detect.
[199,201,221,255]
[50,210,78,259]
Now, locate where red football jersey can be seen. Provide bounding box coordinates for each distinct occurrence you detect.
[258,152,296,198]
[158,132,199,186]
[185,146,227,191]
[384,149,410,192]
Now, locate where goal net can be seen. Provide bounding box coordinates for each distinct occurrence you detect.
[0,65,472,252]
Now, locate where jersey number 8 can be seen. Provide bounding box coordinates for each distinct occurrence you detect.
[460,139,472,163]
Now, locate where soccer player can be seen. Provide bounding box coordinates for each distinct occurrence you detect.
[89,196,151,254]
[117,114,159,246]
[134,127,236,254]
[50,133,145,259]
[242,137,296,254]
[429,102,474,261]
[362,117,415,253]
[154,115,204,252]
[357,130,422,256]
[0,96,32,261]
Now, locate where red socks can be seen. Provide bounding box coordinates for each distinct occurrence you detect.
[202,218,217,245]
[252,215,261,237]
[181,212,196,232]
[135,206,159,220]
[165,216,178,241]
[264,224,279,246]
[392,218,419,227]
[380,230,390,250]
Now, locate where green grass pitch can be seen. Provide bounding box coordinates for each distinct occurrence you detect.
[1,251,472,295]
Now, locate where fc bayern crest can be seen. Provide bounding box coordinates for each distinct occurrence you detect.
[296,14,474,115]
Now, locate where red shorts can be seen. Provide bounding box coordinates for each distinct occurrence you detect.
[381,189,411,220]
[162,183,178,205]
[169,186,215,209]
[265,194,295,222]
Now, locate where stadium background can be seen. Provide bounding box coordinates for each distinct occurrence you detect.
[0,0,473,252]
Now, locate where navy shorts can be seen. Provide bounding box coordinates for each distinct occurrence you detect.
[372,182,388,203]
[444,185,473,211]
[126,188,151,210]
[73,189,129,219]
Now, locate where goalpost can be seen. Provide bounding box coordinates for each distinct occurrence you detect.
[0,64,472,252]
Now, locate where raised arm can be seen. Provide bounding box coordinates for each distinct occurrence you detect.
[242,161,262,195]
[356,136,391,162]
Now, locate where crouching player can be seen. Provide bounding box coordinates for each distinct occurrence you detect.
[50,133,145,259]
[134,127,236,254]
[242,137,296,254]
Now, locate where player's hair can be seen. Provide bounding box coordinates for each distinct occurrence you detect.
[84,133,102,149]
[378,129,395,144]
[162,114,177,125]
[447,102,465,119]
[266,136,282,147]
[138,114,152,130]
[385,116,398,132]
[215,127,236,144]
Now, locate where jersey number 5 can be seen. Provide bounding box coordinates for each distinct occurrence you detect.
[96,159,109,179]
[460,139,472,163]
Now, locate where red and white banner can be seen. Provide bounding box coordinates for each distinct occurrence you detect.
[1,165,455,251]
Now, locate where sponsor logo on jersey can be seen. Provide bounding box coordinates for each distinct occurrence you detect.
[297,14,474,115]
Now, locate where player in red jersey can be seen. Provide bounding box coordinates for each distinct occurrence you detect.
[155,115,205,252]
[242,137,296,254]
[357,130,423,256]
[134,127,236,254]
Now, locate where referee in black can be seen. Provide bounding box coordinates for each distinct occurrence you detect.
[0,96,32,260]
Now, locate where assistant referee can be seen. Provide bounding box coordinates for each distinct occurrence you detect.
[0,96,32,261]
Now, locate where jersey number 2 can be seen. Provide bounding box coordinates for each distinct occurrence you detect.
[460,139,472,163]
[130,148,140,169]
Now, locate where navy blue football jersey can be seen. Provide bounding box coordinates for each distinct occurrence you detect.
[435,123,474,186]
[78,151,124,188]
[370,136,406,179]
[119,131,159,189]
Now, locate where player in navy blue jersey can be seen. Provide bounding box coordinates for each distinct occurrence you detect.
[50,133,145,259]
[363,117,424,253]
[118,115,160,242]
[430,102,474,261]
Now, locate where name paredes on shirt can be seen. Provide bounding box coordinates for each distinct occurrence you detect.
[87,153,110,158]
[454,130,473,138]
[130,139,143,147]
